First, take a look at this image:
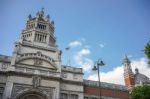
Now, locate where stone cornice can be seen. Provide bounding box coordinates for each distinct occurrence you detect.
[61,69,83,74]
[60,78,83,86]
[0,71,84,85]
[0,71,60,81]
[20,41,58,52]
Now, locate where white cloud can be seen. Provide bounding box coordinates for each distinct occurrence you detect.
[131,58,150,77]
[78,48,90,56]
[74,48,93,72]
[99,44,105,48]
[88,57,150,85]
[88,65,124,85]
[69,40,82,48]
[82,58,94,71]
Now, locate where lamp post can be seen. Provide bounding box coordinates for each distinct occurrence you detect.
[92,59,105,99]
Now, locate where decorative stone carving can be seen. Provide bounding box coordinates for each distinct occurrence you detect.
[11,84,31,99]
[34,51,43,66]
[34,58,43,66]
[11,84,53,99]
[1,63,9,70]
[32,76,41,88]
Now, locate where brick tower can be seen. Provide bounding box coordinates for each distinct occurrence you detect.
[123,55,135,90]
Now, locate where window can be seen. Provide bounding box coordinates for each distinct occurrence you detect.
[60,93,68,99]
[71,94,78,99]
[0,87,4,99]
[37,24,46,30]
[92,97,97,99]
[0,93,2,99]
[84,97,88,99]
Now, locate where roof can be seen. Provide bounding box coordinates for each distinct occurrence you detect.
[61,65,83,74]
[135,73,150,84]
[84,80,128,91]
[0,54,12,62]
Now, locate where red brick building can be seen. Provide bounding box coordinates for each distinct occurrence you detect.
[84,80,129,99]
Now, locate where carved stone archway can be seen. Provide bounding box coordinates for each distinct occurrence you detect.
[16,91,48,99]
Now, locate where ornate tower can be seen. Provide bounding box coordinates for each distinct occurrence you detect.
[10,8,62,73]
[123,55,135,90]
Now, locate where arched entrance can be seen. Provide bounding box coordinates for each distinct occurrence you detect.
[16,91,48,99]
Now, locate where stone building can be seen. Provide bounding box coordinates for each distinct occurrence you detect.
[0,9,130,99]
[123,55,150,91]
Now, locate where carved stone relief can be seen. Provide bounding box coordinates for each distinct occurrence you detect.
[32,76,41,88]
[11,84,54,99]
[1,63,9,70]
[34,58,43,66]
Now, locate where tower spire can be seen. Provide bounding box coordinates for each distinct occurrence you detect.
[123,55,135,90]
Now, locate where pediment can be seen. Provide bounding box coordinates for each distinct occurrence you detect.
[18,58,56,70]
[16,53,57,70]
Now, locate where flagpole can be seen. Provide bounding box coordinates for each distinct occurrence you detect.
[65,47,71,66]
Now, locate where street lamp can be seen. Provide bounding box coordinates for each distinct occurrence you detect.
[92,59,105,99]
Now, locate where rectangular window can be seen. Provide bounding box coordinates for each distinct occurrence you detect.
[0,93,2,99]
[60,93,68,99]
[92,97,97,99]
[71,94,78,99]
[84,97,88,99]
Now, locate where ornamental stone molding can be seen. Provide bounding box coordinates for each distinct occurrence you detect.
[11,84,53,99]
[16,52,57,70]
[32,76,41,88]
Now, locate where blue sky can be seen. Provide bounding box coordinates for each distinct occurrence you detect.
[0,0,150,84]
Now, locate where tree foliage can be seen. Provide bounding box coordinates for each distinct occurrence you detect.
[130,85,150,99]
[144,41,150,65]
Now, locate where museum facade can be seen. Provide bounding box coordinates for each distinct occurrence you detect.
[0,9,130,99]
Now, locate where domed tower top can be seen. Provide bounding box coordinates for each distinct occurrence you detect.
[134,68,150,85]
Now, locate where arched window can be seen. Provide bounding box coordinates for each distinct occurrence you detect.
[16,91,48,99]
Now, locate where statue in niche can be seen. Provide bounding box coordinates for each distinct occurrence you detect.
[32,76,41,88]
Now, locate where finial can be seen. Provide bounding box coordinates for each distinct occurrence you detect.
[41,8,44,15]
[46,14,50,20]
[135,68,139,74]
[36,11,39,16]
[46,14,50,21]
[51,20,54,25]
[123,54,130,64]
[28,14,32,20]
[41,8,44,12]
[124,54,128,60]
[46,14,50,19]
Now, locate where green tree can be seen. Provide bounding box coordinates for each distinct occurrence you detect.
[130,85,150,99]
[144,41,150,65]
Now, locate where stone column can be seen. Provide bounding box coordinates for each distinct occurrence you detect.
[3,76,13,99]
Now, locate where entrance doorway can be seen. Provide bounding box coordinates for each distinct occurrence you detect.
[17,92,47,99]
